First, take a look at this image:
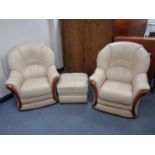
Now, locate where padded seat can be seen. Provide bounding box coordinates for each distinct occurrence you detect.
[99,80,133,105]
[57,73,88,94]
[20,77,51,99]
[57,73,88,103]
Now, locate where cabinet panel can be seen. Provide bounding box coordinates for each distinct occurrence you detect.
[61,20,85,72]
[113,19,147,38]
[84,20,113,75]
[61,19,113,74]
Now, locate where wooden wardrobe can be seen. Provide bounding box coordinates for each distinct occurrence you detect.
[61,19,113,75]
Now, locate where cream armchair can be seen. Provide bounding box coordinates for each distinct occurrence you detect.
[5,43,60,110]
[89,42,150,118]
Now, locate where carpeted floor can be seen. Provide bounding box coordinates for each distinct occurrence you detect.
[0,88,155,135]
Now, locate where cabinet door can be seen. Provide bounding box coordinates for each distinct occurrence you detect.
[61,19,85,72]
[61,19,113,74]
[84,20,113,75]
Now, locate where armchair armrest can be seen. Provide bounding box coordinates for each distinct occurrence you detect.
[131,73,150,117]
[89,68,106,91]
[47,65,60,102]
[5,71,23,94]
[89,68,106,107]
[132,73,150,99]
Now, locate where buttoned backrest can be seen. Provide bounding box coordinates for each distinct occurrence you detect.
[97,42,150,83]
[8,43,55,79]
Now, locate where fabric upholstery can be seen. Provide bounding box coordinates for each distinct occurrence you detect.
[90,41,150,117]
[6,43,59,110]
[57,73,88,103]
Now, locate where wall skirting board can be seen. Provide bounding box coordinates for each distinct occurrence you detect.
[57,67,64,73]
[0,93,13,103]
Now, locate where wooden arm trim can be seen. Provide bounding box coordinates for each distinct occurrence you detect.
[5,84,22,110]
[131,89,149,118]
[89,80,98,107]
[52,76,60,102]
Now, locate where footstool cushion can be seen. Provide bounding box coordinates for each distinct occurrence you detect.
[57,73,88,103]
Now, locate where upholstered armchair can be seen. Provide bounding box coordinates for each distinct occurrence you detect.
[89,42,150,118]
[5,43,60,110]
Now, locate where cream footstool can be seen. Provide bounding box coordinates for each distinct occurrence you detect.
[57,73,88,103]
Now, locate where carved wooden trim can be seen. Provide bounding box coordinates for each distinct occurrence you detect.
[131,89,148,118]
[89,80,98,108]
[52,76,60,102]
[5,84,22,110]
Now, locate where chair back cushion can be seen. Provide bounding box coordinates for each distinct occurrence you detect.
[97,42,150,83]
[8,43,55,79]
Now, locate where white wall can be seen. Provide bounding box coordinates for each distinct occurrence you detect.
[0,19,63,98]
[148,19,155,32]
[49,19,63,69]
[0,61,8,98]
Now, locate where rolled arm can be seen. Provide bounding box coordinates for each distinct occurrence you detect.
[89,68,106,91]
[47,65,60,102]
[5,71,23,93]
[47,65,60,85]
[132,73,150,99]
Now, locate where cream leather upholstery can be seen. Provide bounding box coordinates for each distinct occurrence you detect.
[99,81,133,105]
[6,43,60,110]
[89,42,150,118]
[57,73,88,103]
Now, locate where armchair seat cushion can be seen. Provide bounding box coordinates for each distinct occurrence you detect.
[20,77,51,99]
[99,80,133,105]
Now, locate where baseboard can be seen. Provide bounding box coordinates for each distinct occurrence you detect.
[149,32,155,37]
[0,93,13,103]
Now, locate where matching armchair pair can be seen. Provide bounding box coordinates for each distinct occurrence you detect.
[6,42,150,118]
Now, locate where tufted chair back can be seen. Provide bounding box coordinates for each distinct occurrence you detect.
[8,43,55,79]
[97,42,150,83]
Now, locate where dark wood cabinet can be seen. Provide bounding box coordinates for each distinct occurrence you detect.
[113,19,147,38]
[61,19,113,75]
